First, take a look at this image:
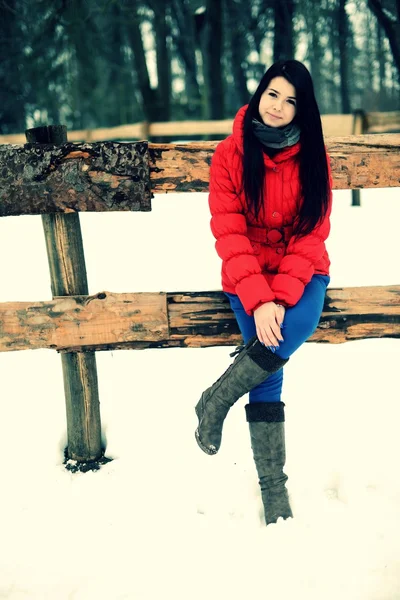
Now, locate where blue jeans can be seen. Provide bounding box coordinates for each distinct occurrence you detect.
[225,274,330,403]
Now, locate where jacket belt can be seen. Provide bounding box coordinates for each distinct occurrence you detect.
[247,225,293,244]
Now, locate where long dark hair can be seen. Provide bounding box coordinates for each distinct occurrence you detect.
[243,59,330,237]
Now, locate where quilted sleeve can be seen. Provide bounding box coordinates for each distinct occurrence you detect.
[270,153,333,307]
[209,141,275,315]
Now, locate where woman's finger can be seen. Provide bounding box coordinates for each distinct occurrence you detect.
[271,319,284,343]
[256,326,264,345]
[256,319,282,347]
[274,318,284,340]
[257,325,271,347]
[276,306,286,327]
[264,326,279,347]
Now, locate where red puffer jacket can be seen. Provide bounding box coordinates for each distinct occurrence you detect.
[208,104,332,315]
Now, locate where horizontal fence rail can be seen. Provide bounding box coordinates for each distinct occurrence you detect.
[0,135,399,216]
[0,111,399,144]
[149,135,400,193]
[0,286,399,353]
[366,111,400,133]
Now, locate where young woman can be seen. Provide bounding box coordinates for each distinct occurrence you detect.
[195,60,332,525]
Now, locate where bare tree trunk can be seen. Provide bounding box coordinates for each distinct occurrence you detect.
[201,0,225,119]
[273,0,294,61]
[0,0,26,133]
[125,1,159,122]
[306,0,324,107]
[367,0,400,86]
[107,2,133,126]
[328,5,340,113]
[170,0,202,117]
[152,0,172,122]
[365,10,375,94]
[338,0,351,113]
[250,0,273,57]
[63,0,100,129]
[225,0,250,108]
[376,19,386,106]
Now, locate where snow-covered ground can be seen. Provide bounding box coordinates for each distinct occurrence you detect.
[0,188,399,599]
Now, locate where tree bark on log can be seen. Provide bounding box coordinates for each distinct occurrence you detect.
[0,141,151,216]
[0,135,398,217]
[0,286,398,353]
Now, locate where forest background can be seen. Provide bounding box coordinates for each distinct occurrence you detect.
[0,0,399,137]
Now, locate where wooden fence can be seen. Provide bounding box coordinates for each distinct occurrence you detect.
[0,111,399,145]
[0,127,399,466]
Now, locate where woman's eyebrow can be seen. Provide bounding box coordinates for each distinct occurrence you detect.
[269,87,296,100]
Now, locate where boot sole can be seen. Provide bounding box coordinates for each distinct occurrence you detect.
[195,400,219,455]
[195,427,218,455]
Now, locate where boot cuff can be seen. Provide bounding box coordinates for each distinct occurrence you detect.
[245,402,285,423]
[246,337,289,371]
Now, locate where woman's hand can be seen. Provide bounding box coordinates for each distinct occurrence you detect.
[254,302,285,347]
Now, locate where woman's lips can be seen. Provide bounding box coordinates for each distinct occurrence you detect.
[267,112,282,120]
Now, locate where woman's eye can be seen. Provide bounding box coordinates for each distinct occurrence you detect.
[268,92,277,97]
[288,99,296,106]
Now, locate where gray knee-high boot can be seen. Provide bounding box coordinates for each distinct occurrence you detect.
[195,336,288,455]
[246,402,293,525]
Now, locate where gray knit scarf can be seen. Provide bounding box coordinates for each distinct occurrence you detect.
[252,118,301,149]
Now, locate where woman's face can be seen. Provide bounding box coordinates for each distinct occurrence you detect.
[258,76,297,127]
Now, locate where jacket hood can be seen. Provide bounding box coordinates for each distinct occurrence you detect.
[232,104,301,165]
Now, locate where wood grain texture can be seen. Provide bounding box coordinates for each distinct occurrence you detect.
[148,135,400,193]
[0,286,398,353]
[0,292,169,351]
[327,135,400,189]
[42,213,89,296]
[62,352,101,462]
[0,141,151,216]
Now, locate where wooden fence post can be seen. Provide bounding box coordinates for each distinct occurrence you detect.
[25,125,102,463]
[142,121,151,141]
[351,110,367,207]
